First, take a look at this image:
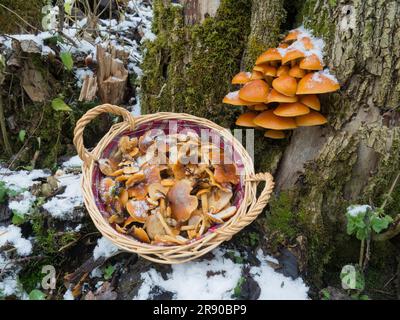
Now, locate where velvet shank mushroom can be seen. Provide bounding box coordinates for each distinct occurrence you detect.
[223,27,340,139]
[167,179,198,222]
[235,112,259,127]
[239,80,269,103]
[254,110,297,130]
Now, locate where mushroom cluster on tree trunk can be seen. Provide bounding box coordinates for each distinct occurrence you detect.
[223,27,340,139]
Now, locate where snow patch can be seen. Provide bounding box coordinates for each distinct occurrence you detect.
[0,167,49,191]
[134,248,309,300]
[8,191,36,216]
[62,155,83,168]
[0,225,32,256]
[42,173,83,219]
[93,237,119,260]
[63,288,75,300]
[347,205,372,217]
[226,91,239,99]
[250,249,309,299]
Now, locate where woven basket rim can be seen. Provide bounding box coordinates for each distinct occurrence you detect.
[74,105,274,264]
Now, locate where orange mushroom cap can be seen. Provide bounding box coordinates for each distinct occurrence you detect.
[288,65,306,78]
[253,103,268,111]
[273,102,310,117]
[255,48,282,65]
[253,65,265,73]
[299,54,324,70]
[283,29,300,43]
[267,89,298,103]
[277,65,290,77]
[254,110,297,130]
[250,70,264,80]
[272,75,297,97]
[278,42,289,49]
[264,130,285,139]
[299,37,314,50]
[296,71,340,94]
[263,65,277,77]
[299,94,320,111]
[167,179,198,222]
[239,79,269,103]
[222,91,252,106]
[282,49,305,65]
[295,111,327,126]
[235,112,259,127]
[232,71,251,84]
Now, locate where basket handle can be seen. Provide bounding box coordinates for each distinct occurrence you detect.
[216,172,274,238]
[73,104,135,164]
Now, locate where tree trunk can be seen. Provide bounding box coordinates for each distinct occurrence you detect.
[141,0,400,289]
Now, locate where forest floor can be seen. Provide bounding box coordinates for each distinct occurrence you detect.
[0,1,312,300]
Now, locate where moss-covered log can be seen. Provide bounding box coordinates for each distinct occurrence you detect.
[141,0,400,294]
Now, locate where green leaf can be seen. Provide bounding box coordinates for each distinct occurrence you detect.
[18,129,26,143]
[0,181,7,203]
[103,265,115,280]
[64,0,75,15]
[29,289,46,300]
[60,51,73,71]
[52,98,72,112]
[12,212,25,225]
[371,215,393,233]
[321,289,331,300]
[233,277,245,298]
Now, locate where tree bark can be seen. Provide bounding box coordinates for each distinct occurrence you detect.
[141,0,400,288]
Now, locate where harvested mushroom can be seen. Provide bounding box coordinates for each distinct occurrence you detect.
[145,214,166,240]
[148,183,168,201]
[98,159,119,176]
[214,163,239,185]
[126,199,149,223]
[99,129,241,245]
[208,188,233,213]
[132,226,150,243]
[167,179,198,222]
[99,177,115,204]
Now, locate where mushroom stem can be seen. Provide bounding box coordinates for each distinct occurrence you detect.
[156,212,174,237]
[201,193,208,214]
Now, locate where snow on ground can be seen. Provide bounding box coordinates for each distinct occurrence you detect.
[42,173,83,219]
[0,167,49,191]
[0,225,32,298]
[93,237,120,260]
[8,191,37,216]
[0,225,32,256]
[63,288,75,300]
[62,155,83,168]
[134,248,309,300]
[0,0,153,91]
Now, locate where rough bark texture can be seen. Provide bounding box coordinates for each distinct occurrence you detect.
[141,0,400,291]
[141,0,252,127]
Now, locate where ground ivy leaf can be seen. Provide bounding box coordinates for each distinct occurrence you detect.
[52,98,72,112]
[60,51,74,71]
[29,289,46,300]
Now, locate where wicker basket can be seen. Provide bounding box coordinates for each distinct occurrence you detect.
[73,104,274,264]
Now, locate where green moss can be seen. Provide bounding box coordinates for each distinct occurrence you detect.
[0,0,46,34]
[364,133,400,216]
[141,0,252,128]
[298,0,335,45]
[266,193,297,237]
